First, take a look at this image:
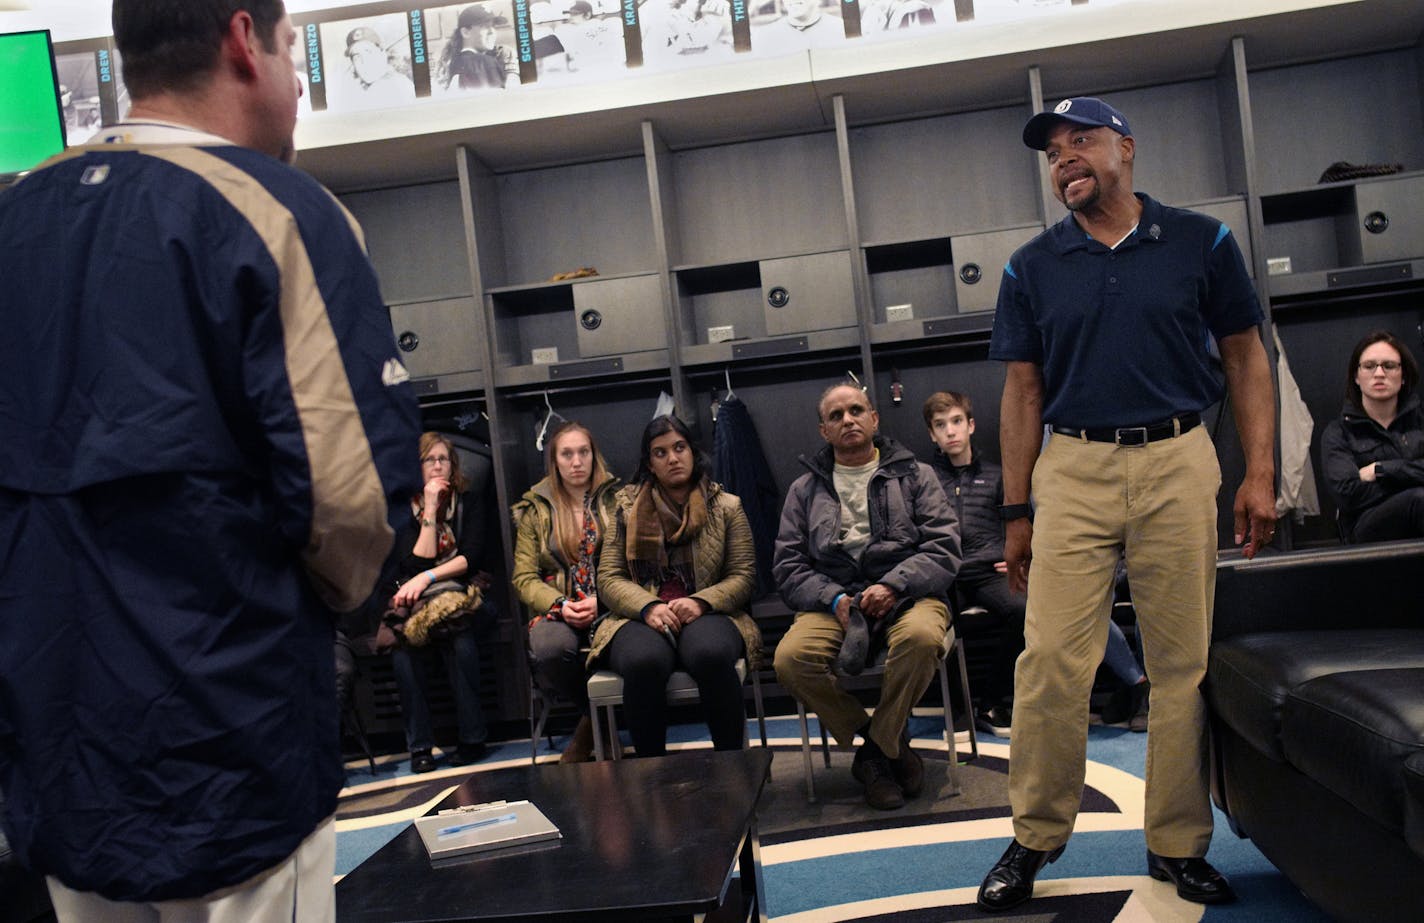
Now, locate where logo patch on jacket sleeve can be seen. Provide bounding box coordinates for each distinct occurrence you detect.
[381,357,411,386]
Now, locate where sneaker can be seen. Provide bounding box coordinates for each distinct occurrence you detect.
[410,749,436,773]
[834,604,870,677]
[1128,681,1150,733]
[448,741,487,765]
[1101,680,1144,725]
[851,749,905,810]
[976,704,1013,738]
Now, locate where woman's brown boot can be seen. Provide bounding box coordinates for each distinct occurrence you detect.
[560,716,596,763]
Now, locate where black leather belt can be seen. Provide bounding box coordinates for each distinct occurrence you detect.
[1051,412,1201,447]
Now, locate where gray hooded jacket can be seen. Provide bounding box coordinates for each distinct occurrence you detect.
[773,435,961,615]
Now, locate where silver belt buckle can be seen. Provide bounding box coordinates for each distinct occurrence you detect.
[1115,426,1148,447]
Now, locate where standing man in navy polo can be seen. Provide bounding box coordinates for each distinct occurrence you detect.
[975,97,1277,912]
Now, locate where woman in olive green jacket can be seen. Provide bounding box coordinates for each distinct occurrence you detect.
[594,414,761,757]
[512,421,620,761]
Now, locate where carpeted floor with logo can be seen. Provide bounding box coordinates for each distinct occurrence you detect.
[334,715,1331,921]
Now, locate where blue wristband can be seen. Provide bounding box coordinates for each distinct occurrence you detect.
[424,570,436,584]
[831,592,847,613]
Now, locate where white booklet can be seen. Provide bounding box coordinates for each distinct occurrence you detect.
[414,799,561,861]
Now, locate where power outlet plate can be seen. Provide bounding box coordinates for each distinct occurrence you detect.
[1266,257,1293,276]
[885,303,914,323]
[531,347,560,364]
[707,325,735,344]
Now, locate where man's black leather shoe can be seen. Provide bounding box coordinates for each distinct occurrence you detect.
[889,735,924,798]
[851,745,904,810]
[1146,852,1237,904]
[977,840,1065,911]
[410,749,436,774]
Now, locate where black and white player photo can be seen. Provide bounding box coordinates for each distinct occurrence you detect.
[54,51,105,144]
[858,0,946,33]
[639,0,735,68]
[319,13,417,113]
[750,0,845,56]
[428,2,522,93]
[541,0,628,82]
[971,0,1092,23]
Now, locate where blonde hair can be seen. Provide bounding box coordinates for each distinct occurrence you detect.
[546,422,611,562]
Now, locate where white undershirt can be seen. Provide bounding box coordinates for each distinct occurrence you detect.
[833,450,879,560]
[1108,225,1139,250]
[91,120,234,148]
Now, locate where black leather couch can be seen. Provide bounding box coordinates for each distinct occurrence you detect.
[1206,540,1424,923]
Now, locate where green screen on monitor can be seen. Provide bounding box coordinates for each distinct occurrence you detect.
[0,30,66,177]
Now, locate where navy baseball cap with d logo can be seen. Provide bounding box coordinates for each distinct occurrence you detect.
[1022,97,1132,150]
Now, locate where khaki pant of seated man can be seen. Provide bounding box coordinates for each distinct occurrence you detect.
[774,597,948,757]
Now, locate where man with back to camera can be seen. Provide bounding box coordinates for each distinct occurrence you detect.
[0,1,421,920]
[975,97,1276,911]
[921,391,1023,737]
[773,383,961,810]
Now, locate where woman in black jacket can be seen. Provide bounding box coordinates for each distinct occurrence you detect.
[387,432,496,772]
[1320,331,1424,543]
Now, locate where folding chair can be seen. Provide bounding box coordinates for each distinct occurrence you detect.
[796,624,977,802]
[587,659,767,760]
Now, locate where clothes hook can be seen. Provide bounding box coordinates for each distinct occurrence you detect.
[723,368,735,400]
[536,391,566,452]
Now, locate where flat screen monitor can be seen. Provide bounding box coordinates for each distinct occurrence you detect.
[0,30,66,178]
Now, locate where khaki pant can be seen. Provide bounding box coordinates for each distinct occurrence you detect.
[1010,426,1220,858]
[46,815,336,923]
[774,596,948,759]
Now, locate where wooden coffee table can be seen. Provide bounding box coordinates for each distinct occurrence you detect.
[335,748,773,922]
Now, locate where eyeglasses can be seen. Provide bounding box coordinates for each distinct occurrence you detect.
[421,455,451,467]
[1359,360,1402,373]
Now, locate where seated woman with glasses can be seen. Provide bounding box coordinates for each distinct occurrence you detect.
[384,432,496,773]
[591,415,761,757]
[1320,330,1424,543]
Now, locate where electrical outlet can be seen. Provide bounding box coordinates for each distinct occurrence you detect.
[531,347,559,364]
[707,325,735,343]
[885,304,914,323]
[1266,257,1293,276]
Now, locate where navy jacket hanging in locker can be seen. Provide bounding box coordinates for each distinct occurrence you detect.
[713,396,780,597]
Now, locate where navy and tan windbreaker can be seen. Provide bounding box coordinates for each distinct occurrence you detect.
[0,132,421,901]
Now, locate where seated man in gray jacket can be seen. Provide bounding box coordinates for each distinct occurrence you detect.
[773,383,961,809]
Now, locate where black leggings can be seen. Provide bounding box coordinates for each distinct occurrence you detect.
[1352,486,1424,543]
[605,614,745,757]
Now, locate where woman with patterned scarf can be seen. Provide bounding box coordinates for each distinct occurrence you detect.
[512,421,621,762]
[385,432,496,773]
[593,415,762,756]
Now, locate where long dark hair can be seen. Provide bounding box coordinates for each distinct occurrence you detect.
[633,415,711,487]
[1345,330,1418,411]
[438,5,486,82]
